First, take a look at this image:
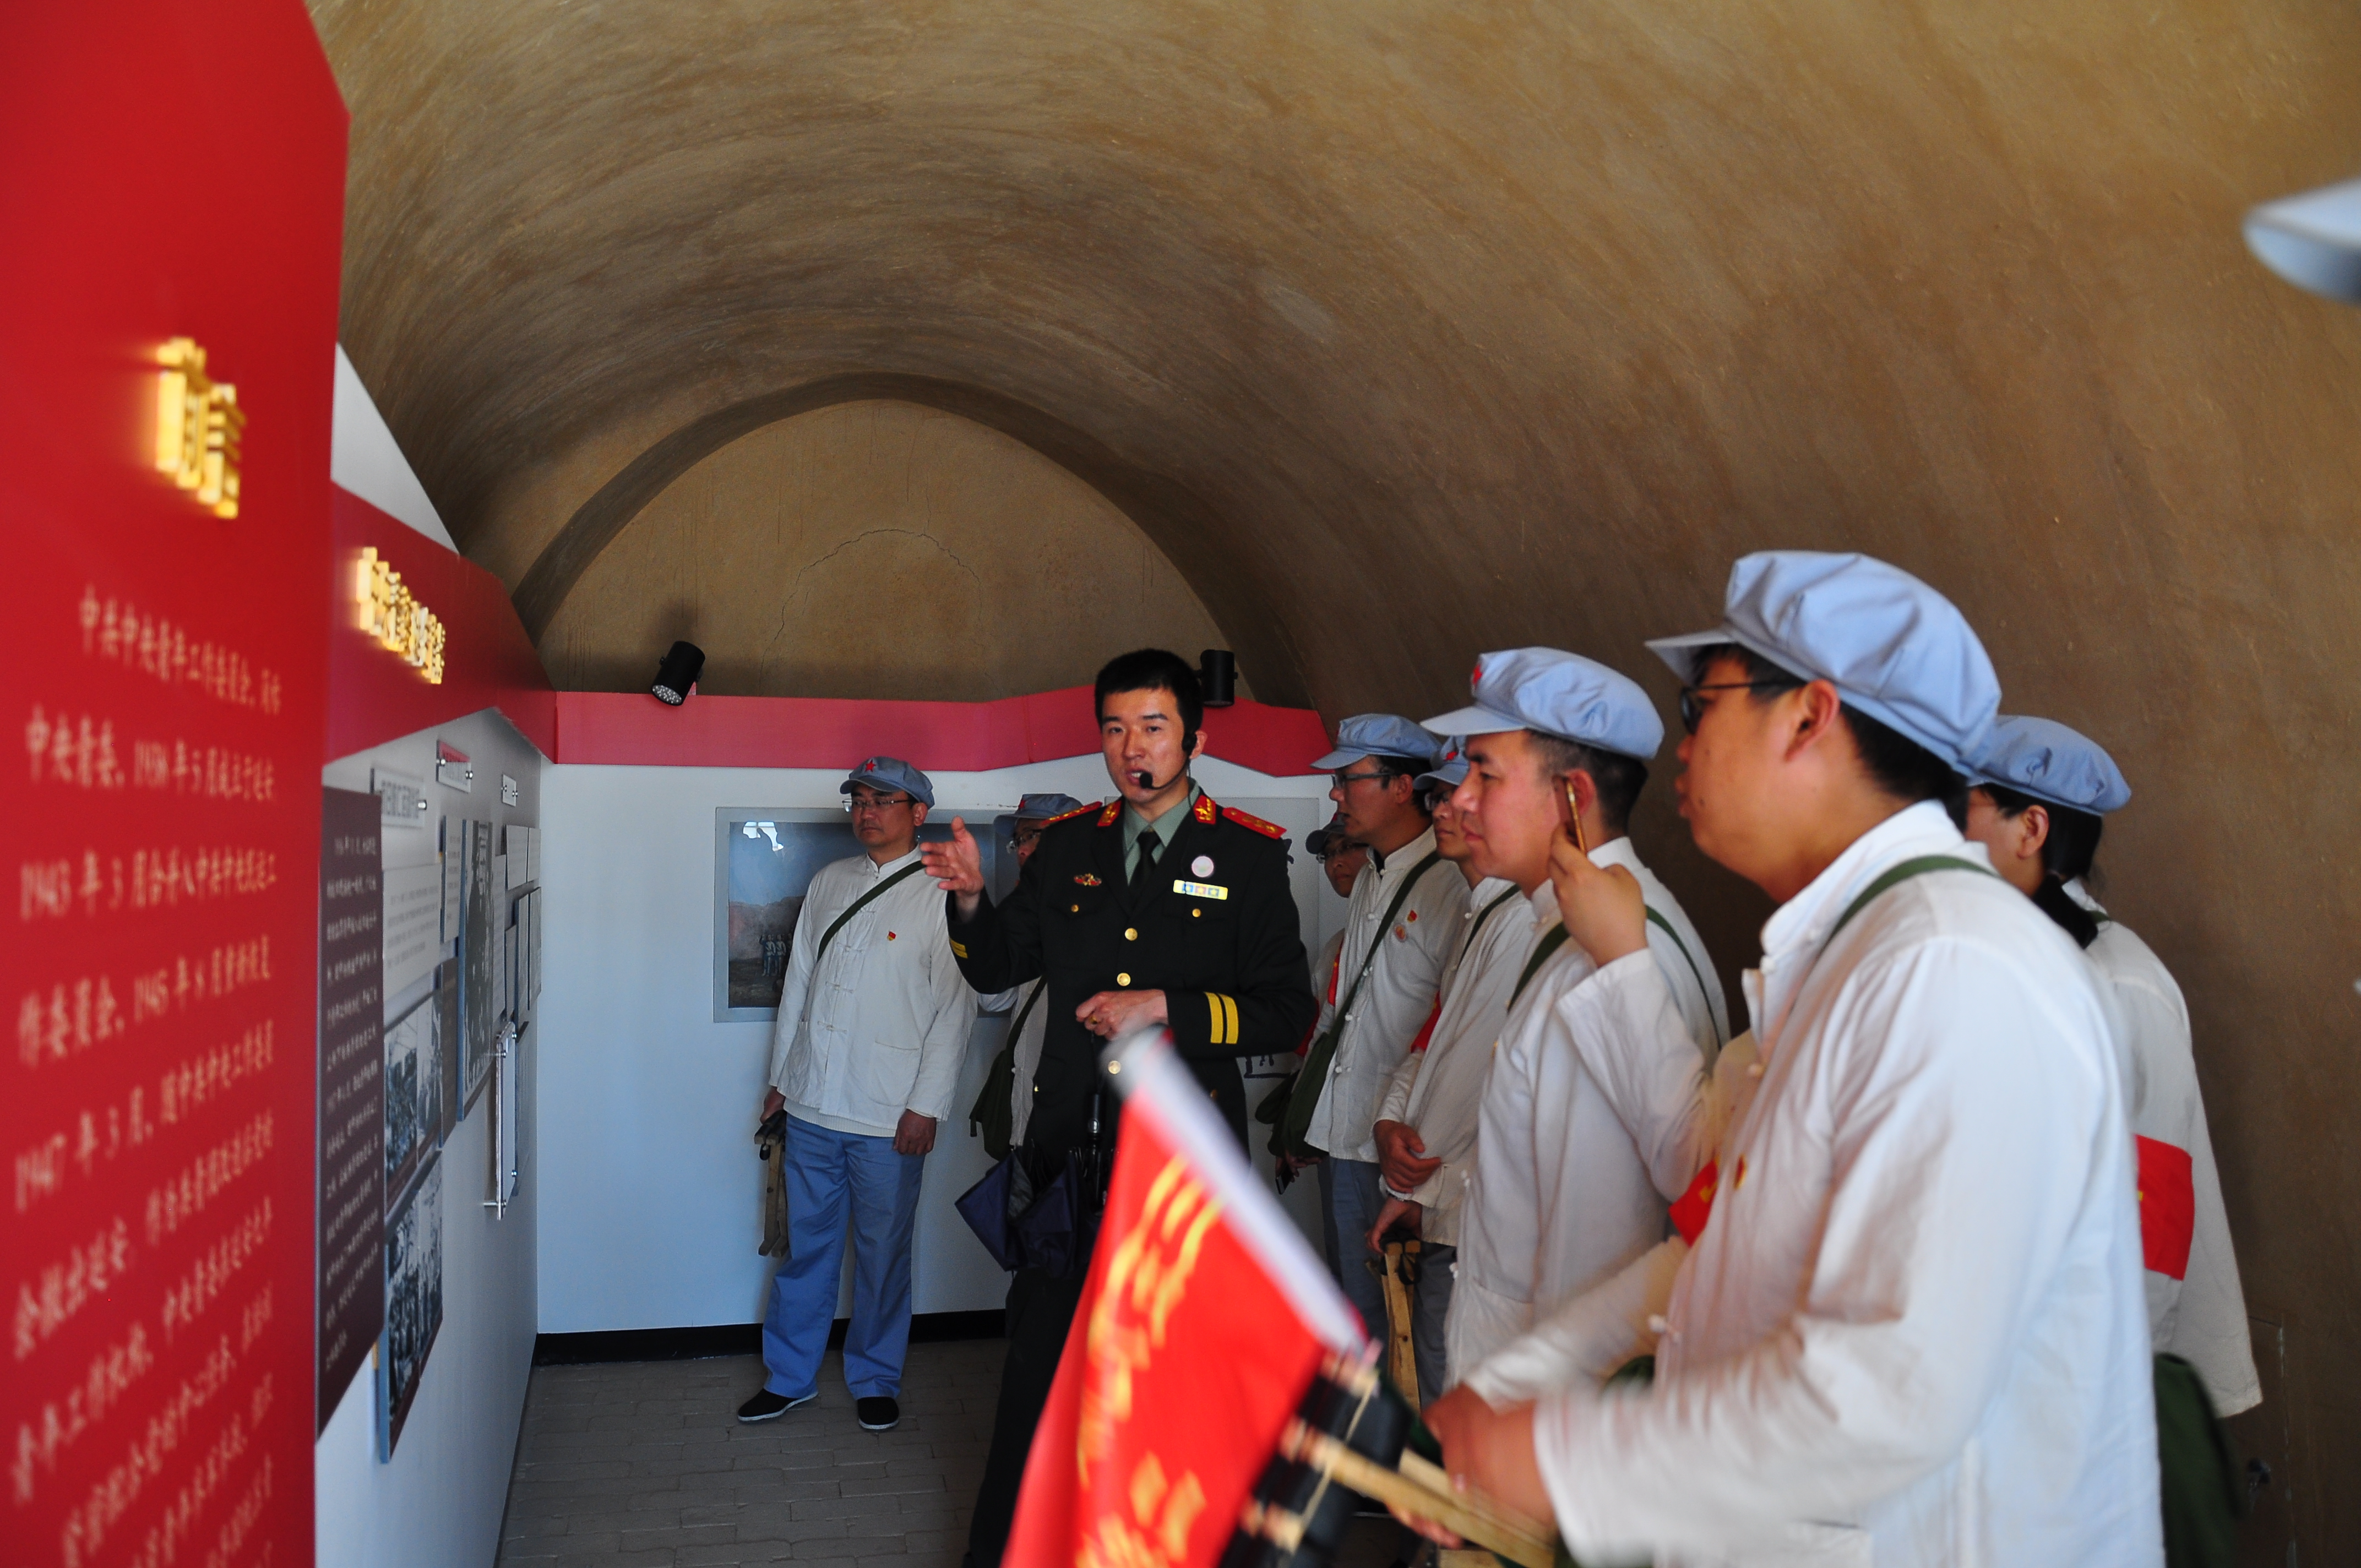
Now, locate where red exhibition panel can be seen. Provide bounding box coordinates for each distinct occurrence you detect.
[1,6,346,1568]
[328,486,557,764]
[552,686,1331,776]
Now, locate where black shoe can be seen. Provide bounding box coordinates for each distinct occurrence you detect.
[855,1395,900,1431]
[737,1388,817,1423]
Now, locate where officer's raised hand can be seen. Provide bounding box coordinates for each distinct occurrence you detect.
[921,815,987,918]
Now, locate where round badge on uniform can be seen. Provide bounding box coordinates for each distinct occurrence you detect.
[1192,855,1214,878]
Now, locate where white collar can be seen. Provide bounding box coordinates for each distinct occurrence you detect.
[1369,823,1440,879]
[864,846,924,878]
[1759,799,1971,965]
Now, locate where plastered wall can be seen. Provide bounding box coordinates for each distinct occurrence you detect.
[534,755,1342,1338]
[539,401,1237,704]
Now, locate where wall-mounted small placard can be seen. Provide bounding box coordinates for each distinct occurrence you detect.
[372,766,429,827]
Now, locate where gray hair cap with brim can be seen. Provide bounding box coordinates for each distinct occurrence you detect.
[1645,551,1999,773]
[1422,647,1663,761]
[1967,715,2130,815]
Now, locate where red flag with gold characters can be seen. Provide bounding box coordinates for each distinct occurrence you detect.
[1007,1036,1367,1567]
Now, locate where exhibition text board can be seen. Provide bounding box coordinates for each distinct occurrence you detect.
[2,5,347,1567]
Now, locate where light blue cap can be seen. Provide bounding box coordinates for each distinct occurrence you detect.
[1312,714,1443,771]
[1013,792,1086,821]
[1422,648,1664,761]
[840,755,935,809]
[1645,551,1999,772]
[1416,736,1469,793]
[1967,715,2130,815]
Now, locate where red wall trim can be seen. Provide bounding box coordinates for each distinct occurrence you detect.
[553,687,1332,778]
[325,483,1330,776]
[329,485,557,760]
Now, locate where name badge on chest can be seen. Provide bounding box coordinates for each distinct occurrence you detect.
[1172,879,1228,901]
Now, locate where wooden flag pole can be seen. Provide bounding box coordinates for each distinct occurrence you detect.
[1277,1419,1556,1568]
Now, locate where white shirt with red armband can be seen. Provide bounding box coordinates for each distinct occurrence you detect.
[2071,879,2260,1415]
[1528,803,2159,1568]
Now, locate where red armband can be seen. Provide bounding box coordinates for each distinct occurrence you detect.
[2135,1135,2195,1281]
[1407,996,1441,1054]
[1669,1161,1719,1246]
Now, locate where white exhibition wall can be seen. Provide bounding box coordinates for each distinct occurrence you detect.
[317,707,546,1568]
[535,754,1345,1337]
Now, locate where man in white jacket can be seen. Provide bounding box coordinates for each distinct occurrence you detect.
[741,756,978,1433]
[1293,714,1468,1337]
[1365,738,1525,1402]
[1423,649,1728,1384]
[1963,714,2260,1415]
[1422,552,2159,1568]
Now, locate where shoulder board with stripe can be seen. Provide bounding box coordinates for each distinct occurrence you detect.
[1040,801,1102,827]
[1096,801,1123,827]
[1221,805,1287,839]
[1192,793,1219,825]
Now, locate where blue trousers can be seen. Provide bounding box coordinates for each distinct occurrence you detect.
[1318,1156,1391,1343]
[760,1115,926,1400]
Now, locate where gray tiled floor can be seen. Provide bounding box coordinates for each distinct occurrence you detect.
[496,1344,995,1567]
[494,1342,1405,1567]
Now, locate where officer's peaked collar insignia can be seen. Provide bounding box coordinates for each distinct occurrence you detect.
[1193,794,1219,825]
[1096,801,1122,827]
[1074,873,1103,886]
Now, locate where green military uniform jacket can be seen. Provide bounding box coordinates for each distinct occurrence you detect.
[946,789,1316,1156]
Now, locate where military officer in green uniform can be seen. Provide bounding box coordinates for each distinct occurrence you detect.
[920,646,1316,1568]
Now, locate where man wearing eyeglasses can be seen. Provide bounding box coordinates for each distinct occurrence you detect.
[739,756,978,1435]
[1277,714,1468,1340]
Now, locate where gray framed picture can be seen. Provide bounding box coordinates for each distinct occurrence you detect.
[461,818,496,1113]
[712,808,999,1023]
[383,990,441,1212]
[378,1155,443,1460]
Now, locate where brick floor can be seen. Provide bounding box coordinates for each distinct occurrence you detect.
[494,1343,1408,1566]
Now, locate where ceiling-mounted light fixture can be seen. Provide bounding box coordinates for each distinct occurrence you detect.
[651,641,705,706]
[2244,176,2361,303]
[1198,649,1237,708]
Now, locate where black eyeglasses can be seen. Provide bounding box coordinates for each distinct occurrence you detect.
[1678,680,1792,734]
[847,793,914,813]
[1330,769,1391,790]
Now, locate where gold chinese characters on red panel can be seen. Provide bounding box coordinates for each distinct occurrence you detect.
[2,3,348,1565]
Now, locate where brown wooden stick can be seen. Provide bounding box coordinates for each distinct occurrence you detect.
[1278,1420,1555,1568]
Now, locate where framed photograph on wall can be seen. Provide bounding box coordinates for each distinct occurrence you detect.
[460,818,496,1113]
[712,808,1000,1023]
[382,990,441,1211]
[377,1155,443,1460]
[434,958,460,1144]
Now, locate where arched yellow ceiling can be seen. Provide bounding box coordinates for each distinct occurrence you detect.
[314,1,2361,1539]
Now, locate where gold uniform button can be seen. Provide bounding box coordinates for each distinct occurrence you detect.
[1124,928,1138,941]
[1069,903,1080,913]
[1191,909,1201,918]
[1117,972,1131,986]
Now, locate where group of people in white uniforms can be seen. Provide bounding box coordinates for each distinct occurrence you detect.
[1298,549,2250,1566]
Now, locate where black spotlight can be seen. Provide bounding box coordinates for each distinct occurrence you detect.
[651,641,705,706]
[1198,649,1237,708]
